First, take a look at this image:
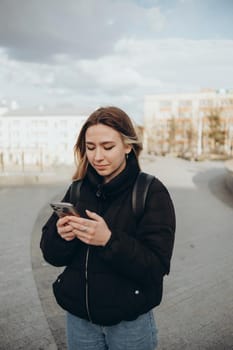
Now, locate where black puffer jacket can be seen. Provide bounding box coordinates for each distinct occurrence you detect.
[40,154,176,326]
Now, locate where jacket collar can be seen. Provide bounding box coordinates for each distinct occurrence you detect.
[85,152,140,198]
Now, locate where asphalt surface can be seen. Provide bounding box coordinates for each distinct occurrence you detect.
[0,156,233,350]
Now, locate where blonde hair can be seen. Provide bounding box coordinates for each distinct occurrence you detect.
[72,106,143,180]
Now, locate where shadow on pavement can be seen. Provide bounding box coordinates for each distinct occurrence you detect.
[192,166,233,209]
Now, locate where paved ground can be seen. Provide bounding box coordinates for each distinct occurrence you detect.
[0,156,233,349]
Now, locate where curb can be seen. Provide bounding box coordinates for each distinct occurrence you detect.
[225,160,233,194]
[31,189,67,350]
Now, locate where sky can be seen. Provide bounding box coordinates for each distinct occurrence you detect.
[0,0,233,121]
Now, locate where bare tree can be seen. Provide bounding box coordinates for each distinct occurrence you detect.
[185,120,197,157]
[206,108,226,154]
[167,117,177,153]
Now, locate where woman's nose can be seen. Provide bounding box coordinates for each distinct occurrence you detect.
[94,148,104,161]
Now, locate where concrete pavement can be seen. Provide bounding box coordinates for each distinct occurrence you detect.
[0,184,67,350]
[0,156,233,349]
[225,159,233,194]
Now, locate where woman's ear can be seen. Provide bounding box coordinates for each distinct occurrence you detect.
[125,144,132,155]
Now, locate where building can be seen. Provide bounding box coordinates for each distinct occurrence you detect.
[144,89,233,158]
[0,108,87,171]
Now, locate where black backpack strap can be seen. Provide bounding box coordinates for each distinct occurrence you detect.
[69,180,83,205]
[70,173,154,221]
[132,172,154,221]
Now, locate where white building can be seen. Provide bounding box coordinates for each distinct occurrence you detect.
[144,89,233,124]
[144,89,233,156]
[0,108,87,169]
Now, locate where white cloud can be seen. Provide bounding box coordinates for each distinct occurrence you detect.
[0,0,165,62]
[1,37,233,120]
[179,0,194,3]
[146,6,166,32]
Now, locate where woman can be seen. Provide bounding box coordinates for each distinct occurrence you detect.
[40,106,176,350]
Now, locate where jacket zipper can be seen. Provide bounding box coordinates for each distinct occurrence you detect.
[85,246,92,322]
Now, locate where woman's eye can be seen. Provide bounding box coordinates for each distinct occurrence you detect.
[86,145,114,151]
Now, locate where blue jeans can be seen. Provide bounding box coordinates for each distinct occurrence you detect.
[66,311,157,350]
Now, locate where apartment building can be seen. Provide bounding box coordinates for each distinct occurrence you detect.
[0,108,87,170]
[144,89,233,158]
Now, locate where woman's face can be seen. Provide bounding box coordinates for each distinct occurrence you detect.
[85,124,132,183]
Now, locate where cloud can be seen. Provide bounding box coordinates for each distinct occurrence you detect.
[146,6,166,32]
[0,0,165,62]
[1,37,233,120]
[0,0,232,64]
[0,1,232,120]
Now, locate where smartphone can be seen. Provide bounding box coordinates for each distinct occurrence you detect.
[50,202,80,218]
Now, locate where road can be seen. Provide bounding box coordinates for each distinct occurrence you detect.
[0,156,233,349]
[144,157,233,350]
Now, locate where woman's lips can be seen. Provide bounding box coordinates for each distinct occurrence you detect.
[94,164,108,170]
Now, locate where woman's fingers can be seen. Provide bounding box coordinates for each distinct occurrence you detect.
[59,211,110,246]
[56,216,70,227]
[61,232,76,241]
[56,216,75,240]
[68,219,91,232]
[85,209,101,221]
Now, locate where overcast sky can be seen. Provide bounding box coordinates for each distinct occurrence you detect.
[0,0,233,120]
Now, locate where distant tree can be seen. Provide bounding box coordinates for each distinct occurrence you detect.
[145,126,157,154]
[186,120,196,156]
[0,152,4,172]
[167,117,177,153]
[206,109,226,154]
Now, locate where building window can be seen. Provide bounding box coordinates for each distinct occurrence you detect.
[199,99,213,107]
[159,100,172,108]
[179,100,192,107]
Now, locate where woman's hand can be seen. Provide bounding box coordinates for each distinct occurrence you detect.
[56,216,76,241]
[67,210,112,246]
